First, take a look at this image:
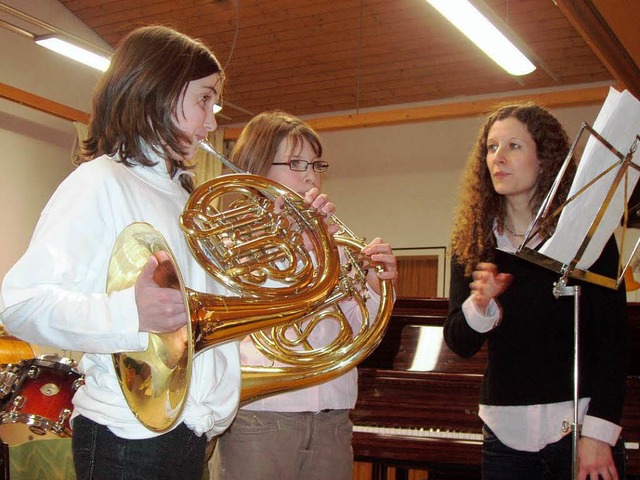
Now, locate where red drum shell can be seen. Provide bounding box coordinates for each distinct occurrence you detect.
[0,355,82,446]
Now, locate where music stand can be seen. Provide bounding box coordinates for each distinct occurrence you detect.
[511,88,640,479]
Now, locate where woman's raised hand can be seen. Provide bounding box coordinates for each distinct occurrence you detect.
[470,262,512,314]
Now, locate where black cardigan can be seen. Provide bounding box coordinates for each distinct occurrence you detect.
[444,237,629,425]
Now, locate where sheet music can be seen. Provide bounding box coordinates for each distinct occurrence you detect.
[538,88,640,270]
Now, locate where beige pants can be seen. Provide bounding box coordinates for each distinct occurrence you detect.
[209,409,353,480]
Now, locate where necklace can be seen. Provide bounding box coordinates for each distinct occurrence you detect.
[504,223,525,238]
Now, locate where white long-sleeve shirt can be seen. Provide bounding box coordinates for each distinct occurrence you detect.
[1,153,240,440]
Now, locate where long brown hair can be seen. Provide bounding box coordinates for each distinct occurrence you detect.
[450,102,576,274]
[81,25,224,193]
[231,110,322,175]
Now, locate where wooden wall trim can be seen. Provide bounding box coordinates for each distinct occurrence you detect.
[0,81,608,138]
[223,85,610,139]
[0,82,90,124]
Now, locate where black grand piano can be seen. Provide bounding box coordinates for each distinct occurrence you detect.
[351,298,640,480]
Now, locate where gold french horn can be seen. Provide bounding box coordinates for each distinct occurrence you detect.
[108,174,339,431]
[108,140,393,432]
[195,140,394,405]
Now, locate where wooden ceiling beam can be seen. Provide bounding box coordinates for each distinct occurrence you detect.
[554,0,640,100]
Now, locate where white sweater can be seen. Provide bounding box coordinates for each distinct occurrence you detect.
[1,154,240,440]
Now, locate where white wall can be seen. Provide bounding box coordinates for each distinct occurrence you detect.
[0,99,73,276]
[320,104,602,296]
[0,0,108,281]
[0,0,109,356]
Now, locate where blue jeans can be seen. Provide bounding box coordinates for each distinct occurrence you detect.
[72,415,207,480]
[481,425,626,480]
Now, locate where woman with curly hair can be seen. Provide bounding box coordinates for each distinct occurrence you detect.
[444,103,628,479]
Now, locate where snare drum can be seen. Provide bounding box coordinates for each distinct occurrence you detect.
[0,355,83,446]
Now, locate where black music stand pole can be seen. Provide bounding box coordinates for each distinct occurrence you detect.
[553,277,581,480]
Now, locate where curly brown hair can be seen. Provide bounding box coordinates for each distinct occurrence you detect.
[450,102,576,275]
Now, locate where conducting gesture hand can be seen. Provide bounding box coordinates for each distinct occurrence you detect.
[135,251,187,333]
[470,262,512,315]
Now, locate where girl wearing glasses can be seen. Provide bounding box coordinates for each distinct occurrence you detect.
[210,110,398,480]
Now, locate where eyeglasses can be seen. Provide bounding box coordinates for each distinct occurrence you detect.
[272,159,330,173]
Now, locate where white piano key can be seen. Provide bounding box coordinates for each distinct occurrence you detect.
[353,424,483,441]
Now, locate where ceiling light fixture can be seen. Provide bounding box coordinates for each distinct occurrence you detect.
[426,0,536,76]
[35,34,110,72]
[0,3,112,72]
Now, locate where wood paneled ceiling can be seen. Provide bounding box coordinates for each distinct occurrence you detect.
[57,0,640,128]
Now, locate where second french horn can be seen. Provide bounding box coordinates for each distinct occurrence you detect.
[195,140,394,404]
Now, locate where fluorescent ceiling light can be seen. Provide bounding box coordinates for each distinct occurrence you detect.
[426,0,535,76]
[35,35,110,72]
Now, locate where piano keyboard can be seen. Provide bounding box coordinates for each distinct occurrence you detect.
[353,425,640,450]
[352,299,640,476]
[353,425,483,441]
